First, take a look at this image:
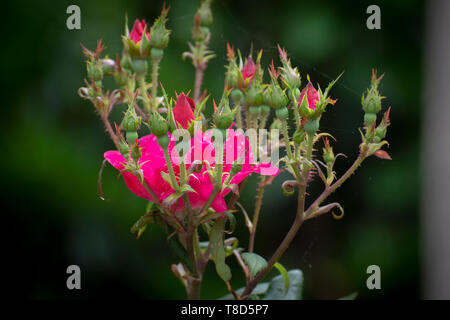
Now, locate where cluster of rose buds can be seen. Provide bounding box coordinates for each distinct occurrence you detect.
[79,0,391,300]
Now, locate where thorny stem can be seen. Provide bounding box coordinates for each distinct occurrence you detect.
[138,75,151,113]
[199,184,220,216]
[248,176,267,253]
[179,157,204,300]
[142,180,161,207]
[240,189,305,299]
[194,63,206,104]
[163,147,179,191]
[101,113,120,149]
[281,118,301,180]
[297,133,315,218]
[151,57,161,111]
[235,103,242,129]
[233,249,250,282]
[305,152,366,215]
[240,149,368,299]
[227,179,247,209]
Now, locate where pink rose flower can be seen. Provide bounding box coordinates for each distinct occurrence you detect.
[104,130,279,213]
[130,19,150,44]
[298,82,319,110]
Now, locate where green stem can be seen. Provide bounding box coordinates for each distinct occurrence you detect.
[240,132,315,299]
[241,189,305,299]
[236,104,242,129]
[248,176,267,253]
[297,133,314,220]
[151,57,161,111]
[194,62,205,104]
[138,75,151,114]
[260,114,269,130]
[281,118,301,180]
[241,147,367,299]
[305,152,366,215]
[163,147,179,191]
[198,162,222,216]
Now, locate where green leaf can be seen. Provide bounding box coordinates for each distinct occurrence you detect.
[209,218,232,282]
[162,192,183,207]
[218,282,270,300]
[338,292,358,300]
[273,262,290,294]
[180,184,197,194]
[224,211,236,233]
[130,204,156,238]
[263,269,303,300]
[241,253,268,278]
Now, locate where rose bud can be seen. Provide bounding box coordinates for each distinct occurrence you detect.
[298,82,319,118]
[198,0,213,27]
[362,69,385,127]
[149,5,171,50]
[122,19,151,59]
[172,93,196,129]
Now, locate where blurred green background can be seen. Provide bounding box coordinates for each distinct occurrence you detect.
[2,0,422,299]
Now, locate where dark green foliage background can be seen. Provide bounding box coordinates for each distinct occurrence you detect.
[1,0,422,299]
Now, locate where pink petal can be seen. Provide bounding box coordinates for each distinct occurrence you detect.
[130,19,149,44]
[299,82,319,110]
[173,93,195,129]
[104,151,155,201]
[242,57,256,83]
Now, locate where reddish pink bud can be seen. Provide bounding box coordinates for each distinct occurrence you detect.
[277,44,288,62]
[173,93,195,129]
[373,150,392,160]
[299,82,319,110]
[130,19,150,44]
[241,57,256,83]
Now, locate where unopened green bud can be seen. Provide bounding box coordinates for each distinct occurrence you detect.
[364,112,377,127]
[268,86,288,109]
[304,119,319,134]
[275,107,289,120]
[323,149,334,164]
[198,1,213,26]
[191,24,208,42]
[375,125,387,143]
[245,85,263,106]
[215,113,234,130]
[151,48,164,61]
[87,61,103,81]
[293,129,305,145]
[150,24,170,49]
[157,134,170,149]
[260,105,271,117]
[123,108,141,132]
[126,131,139,146]
[230,89,243,105]
[151,114,169,137]
[119,140,130,157]
[363,94,381,114]
[114,70,128,87]
[249,105,261,116]
[132,59,148,75]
